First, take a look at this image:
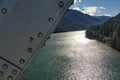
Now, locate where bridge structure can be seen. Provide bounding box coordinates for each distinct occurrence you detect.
[0,0,73,80]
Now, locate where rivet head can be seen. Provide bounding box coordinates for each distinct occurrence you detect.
[2,64,8,69]
[7,76,13,80]
[27,47,33,53]
[38,32,43,38]
[48,17,54,23]
[0,71,3,76]
[1,8,7,14]
[59,1,64,8]
[12,69,17,75]
[19,59,25,64]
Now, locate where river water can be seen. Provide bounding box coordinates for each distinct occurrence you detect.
[22,31,120,80]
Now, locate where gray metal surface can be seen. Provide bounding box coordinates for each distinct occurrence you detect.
[0,0,73,80]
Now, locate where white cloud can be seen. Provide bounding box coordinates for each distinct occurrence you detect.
[74,0,82,4]
[72,6,81,11]
[100,6,106,9]
[97,10,101,14]
[70,0,81,11]
[82,6,99,16]
[81,6,107,16]
[70,1,109,16]
[103,14,111,16]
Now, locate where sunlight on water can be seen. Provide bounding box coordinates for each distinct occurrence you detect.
[72,31,90,44]
[22,31,120,80]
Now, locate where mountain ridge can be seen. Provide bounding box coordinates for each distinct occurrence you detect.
[55,9,110,33]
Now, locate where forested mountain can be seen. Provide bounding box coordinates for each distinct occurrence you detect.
[86,13,120,51]
[55,9,110,33]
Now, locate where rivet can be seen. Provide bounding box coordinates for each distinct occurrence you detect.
[1,8,7,14]
[7,76,13,80]
[0,71,3,76]
[12,69,17,75]
[59,1,64,8]
[2,64,8,69]
[19,59,25,64]
[48,17,54,23]
[38,32,43,38]
[27,47,33,53]
[29,37,34,41]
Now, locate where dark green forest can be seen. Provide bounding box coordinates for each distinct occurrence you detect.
[86,13,120,52]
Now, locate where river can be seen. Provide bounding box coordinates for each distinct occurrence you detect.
[22,31,120,80]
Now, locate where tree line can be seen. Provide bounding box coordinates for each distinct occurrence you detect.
[86,13,120,52]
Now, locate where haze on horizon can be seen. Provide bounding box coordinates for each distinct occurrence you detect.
[70,0,120,17]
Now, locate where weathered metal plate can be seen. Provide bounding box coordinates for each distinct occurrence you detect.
[0,0,73,80]
[0,58,21,80]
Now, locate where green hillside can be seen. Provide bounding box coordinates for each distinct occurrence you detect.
[86,13,120,51]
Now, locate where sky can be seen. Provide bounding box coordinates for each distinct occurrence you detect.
[70,0,120,16]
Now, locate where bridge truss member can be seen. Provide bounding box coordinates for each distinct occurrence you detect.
[0,0,73,80]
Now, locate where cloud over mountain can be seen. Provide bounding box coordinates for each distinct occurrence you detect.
[81,6,106,16]
[70,0,114,16]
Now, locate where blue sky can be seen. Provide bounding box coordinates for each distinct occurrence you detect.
[70,0,120,16]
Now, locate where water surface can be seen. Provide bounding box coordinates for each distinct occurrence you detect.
[22,31,120,80]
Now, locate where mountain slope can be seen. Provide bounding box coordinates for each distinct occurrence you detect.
[55,9,110,33]
[86,13,120,51]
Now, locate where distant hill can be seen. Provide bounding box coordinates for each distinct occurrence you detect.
[86,13,120,52]
[93,16,111,23]
[55,9,110,33]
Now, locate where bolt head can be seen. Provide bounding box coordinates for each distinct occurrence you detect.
[19,59,25,64]
[0,71,3,76]
[2,64,8,69]
[38,32,43,38]
[7,76,13,80]
[59,1,64,8]
[1,8,7,14]
[27,47,33,53]
[12,69,17,75]
[48,17,54,23]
